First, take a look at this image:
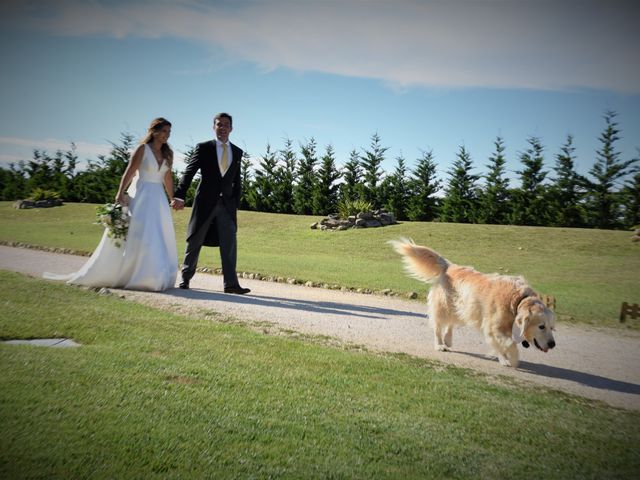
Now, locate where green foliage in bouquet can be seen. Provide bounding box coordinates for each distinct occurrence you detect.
[95,203,129,247]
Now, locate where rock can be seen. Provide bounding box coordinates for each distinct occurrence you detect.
[364,219,382,228]
[314,209,397,231]
[320,218,342,229]
[14,200,35,209]
[14,198,62,208]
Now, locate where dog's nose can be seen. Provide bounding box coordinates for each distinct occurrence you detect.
[548,340,556,349]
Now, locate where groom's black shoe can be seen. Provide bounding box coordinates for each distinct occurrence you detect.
[224,286,251,295]
[179,280,190,289]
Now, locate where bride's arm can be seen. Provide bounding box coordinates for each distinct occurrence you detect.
[163,169,174,203]
[115,145,144,205]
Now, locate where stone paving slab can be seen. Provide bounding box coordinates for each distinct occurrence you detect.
[3,338,81,347]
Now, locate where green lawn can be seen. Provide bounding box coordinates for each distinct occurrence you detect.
[1,271,639,479]
[1,202,638,329]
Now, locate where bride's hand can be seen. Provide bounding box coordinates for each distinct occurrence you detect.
[116,193,129,206]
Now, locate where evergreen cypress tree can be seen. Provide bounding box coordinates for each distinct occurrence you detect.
[622,171,640,229]
[250,144,279,213]
[74,132,134,203]
[27,146,79,201]
[239,149,253,211]
[176,145,199,207]
[550,134,586,227]
[339,149,364,203]
[292,138,317,215]
[406,150,441,221]
[25,150,55,194]
[583,110,639,229]
[274,138,296,214]
[510,136,550,226]
[312,144,341,215]
[0,168,10,200]
[440,146,479,223]
[478,137,510,224]
[60,145,79,201]
[0,162,28,200]
[360,133,388,207]
[381,155,409,220]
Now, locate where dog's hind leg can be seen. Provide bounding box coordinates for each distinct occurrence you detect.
[433,322,450,352]
[429,290,451,352]
[433,325,449,352]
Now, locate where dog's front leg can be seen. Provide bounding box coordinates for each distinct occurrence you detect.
[487,334,520,367]
[499,342,520,368]
[444,325,453,348]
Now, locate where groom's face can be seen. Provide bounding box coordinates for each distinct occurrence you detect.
[214,117,232,142]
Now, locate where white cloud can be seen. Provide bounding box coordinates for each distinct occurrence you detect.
[0,136,204,173]
[0,136,111,161]
[7,0,640,93]
[0,153,24,167]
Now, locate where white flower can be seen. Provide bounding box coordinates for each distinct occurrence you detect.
[95,203,130,248]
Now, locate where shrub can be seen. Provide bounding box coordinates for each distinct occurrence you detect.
[337,198,373,219]
[29,188,60,201]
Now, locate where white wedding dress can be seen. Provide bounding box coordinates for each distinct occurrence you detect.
[45,144,178,291]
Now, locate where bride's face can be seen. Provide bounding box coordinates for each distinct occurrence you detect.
[154,125,171,144]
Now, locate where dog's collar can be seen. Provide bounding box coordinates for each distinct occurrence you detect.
[512,293,532,315]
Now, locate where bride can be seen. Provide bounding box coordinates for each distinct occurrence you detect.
[45,118,178,291]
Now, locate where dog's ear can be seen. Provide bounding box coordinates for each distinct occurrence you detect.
[515,308,530,339]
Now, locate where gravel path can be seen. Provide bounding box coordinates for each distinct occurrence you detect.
[2,245,639,411]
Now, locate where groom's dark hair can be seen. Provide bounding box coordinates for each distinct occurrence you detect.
[214,112,233,127]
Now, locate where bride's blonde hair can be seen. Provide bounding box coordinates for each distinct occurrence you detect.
[141,117,173,167]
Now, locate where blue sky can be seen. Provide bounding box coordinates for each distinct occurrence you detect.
[1,0,639,188]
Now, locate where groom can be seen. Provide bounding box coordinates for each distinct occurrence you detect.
[171,113,250,294]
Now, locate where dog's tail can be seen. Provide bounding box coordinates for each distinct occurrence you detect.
[388,237,449,283]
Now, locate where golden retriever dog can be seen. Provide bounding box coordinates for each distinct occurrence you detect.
[390,238,555,367]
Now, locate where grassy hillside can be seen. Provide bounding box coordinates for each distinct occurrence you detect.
[1,202,638,328]
[1,271,638,478]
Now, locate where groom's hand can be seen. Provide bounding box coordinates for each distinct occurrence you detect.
[171,198,185,210]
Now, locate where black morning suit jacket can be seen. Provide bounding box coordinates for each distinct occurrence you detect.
[174,139,243,247]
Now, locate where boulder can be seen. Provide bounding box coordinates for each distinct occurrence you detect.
[315,209,397,231]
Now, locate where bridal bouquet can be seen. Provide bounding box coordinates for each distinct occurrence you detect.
[95,203,130,247]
